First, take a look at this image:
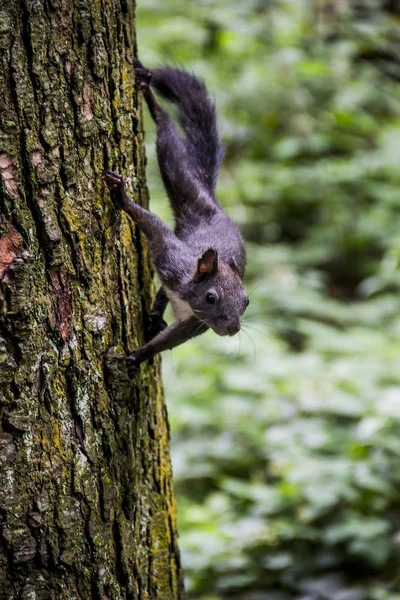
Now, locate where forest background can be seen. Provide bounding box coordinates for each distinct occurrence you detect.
[137,2,400,599]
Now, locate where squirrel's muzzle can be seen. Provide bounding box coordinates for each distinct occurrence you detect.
[227,321,241,336]
[213,318,241,337]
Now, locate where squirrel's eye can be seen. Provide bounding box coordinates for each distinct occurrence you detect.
[206,292,217,304]
[246,296,250,307]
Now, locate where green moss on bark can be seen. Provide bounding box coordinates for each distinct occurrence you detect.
[0,0,183,598]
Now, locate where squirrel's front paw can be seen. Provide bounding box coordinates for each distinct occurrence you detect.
[103,170,126,208]
[127,348,149,377]
[127,351,140,378]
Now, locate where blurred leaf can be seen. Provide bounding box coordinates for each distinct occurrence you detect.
[137,1,400,598]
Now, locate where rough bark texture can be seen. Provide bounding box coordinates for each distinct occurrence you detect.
[0,0,183,598]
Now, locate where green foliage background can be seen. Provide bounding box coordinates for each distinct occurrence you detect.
[137,1,400,598]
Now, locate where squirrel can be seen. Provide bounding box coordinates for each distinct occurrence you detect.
[104,59,249,376]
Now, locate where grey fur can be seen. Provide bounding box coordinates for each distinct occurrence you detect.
[104,60,248,374]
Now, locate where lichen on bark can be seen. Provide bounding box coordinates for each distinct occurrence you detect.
[0,0,183,598]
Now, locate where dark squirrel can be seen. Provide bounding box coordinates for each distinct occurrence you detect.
[104,60,249,375]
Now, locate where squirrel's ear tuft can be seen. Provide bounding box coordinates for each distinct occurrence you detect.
[195,249,218,280]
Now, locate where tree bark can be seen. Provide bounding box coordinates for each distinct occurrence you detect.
[0,1,183,598]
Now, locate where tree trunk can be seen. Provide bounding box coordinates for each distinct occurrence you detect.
[0,1,183,598]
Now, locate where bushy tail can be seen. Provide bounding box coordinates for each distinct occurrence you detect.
[151,67,224,196]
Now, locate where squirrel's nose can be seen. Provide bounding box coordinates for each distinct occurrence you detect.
[228,320,241,336]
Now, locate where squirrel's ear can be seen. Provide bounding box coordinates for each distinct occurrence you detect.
[195,249,218,280]
[229,257,240,276]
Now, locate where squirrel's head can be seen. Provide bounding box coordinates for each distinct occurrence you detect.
[185,249,249,336]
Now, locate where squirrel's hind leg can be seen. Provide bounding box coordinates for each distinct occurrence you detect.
[135,62,208,221]
[134,59,166,124]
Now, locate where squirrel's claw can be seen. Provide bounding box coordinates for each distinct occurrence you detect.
[104,170,123,187]
[127,350,142,378]
[103,170,127,209]
[134,58,152,93]
[127,353,138,378]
